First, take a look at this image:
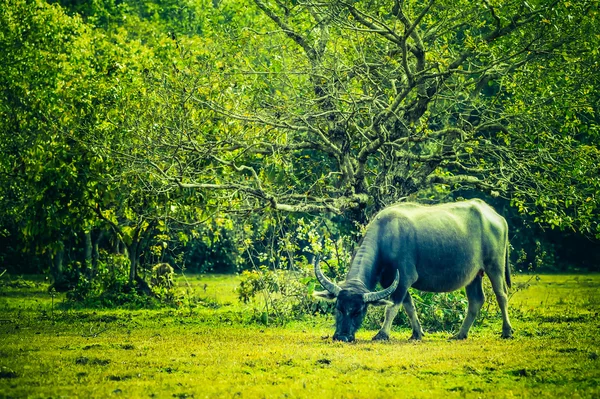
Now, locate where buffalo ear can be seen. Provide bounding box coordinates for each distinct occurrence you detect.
[369,299,393,307]
[313,290,337,301]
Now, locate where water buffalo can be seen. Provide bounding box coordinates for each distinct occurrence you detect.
[313,199,512,342]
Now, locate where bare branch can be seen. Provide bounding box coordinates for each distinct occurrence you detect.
[426,174,496,191]
[253,0,318,61]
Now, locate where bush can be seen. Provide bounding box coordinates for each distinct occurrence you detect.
[237,263,334,325]
[64,253,160,308]
[360,289,471,332]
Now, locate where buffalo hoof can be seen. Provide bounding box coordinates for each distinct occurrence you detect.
[409,331,424,341]
[501,326,514,339]
[333,335,354,342]
[501,331,513,339]
[372,331,390,341]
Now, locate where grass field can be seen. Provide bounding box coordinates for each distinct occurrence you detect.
[1,273,599,398]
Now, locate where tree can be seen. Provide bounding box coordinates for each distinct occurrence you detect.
[0,0,193,283]
[0,0,101,278]
[130,0,599,236]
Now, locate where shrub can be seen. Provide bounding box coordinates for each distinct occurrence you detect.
[360,289,471,332]
[64,253,159,308]
[237,262,334,325]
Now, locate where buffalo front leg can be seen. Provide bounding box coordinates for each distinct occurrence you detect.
[453,274,485,340]
[372,303,400,341]
[372,276,416,341]
[402,292,424,340]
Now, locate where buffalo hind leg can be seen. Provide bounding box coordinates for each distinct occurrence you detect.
[453,274,485,340]
[488,268,513,338]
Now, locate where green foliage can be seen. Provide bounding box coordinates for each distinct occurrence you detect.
[64,253,157,308]
[393,290,470,332]
[0,0,173,270]
[241,265,476,332]
[0,0,91,254]
[183,221,245,273]
[235,213,358,323]
[134,0,600,233]
[237,265,333,325]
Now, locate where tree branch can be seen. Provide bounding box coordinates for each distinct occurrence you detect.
[253,0,318,61]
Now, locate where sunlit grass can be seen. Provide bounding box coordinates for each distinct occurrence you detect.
[1,273,599,398]
[510,274,600,312]
[176,273,242,305]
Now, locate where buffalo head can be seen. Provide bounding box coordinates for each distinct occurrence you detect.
[313,257,399,342]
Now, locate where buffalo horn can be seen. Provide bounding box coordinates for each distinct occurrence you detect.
[363,271,400,303]
[314,255,341,297]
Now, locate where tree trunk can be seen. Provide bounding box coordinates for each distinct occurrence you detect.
[84,230,92,277]
[52,246,64,279]
[92,230,103,273]
[128,241,139,284]
[113,234,121,254]
[51,243,67,291]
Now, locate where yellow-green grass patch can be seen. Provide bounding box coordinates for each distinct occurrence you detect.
[1,274,598,398]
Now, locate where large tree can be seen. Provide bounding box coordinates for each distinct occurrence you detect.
[134,0,599,235]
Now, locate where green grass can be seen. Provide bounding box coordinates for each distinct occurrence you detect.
[1,273,599,398]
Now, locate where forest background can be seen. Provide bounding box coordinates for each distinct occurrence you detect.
[1,0,599,307]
